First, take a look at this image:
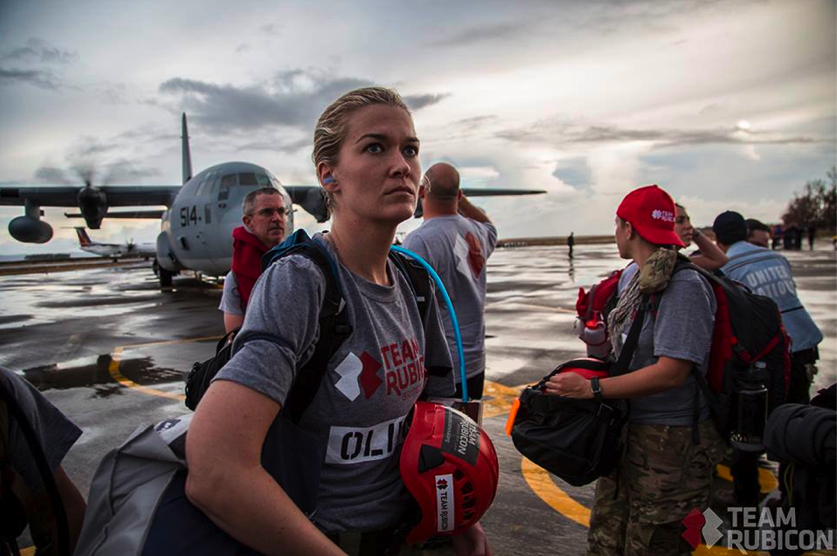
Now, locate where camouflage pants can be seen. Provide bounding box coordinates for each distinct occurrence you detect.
[586,420,725,556]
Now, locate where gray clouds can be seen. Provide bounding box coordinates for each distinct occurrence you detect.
[158,70,448,133]
[497,121,824,148]
[1,38,78,65]
[0,38,77,91]
[158,74,370,131]
[404,93,450,110]
[34,160,160,185]
[0,68,61,90]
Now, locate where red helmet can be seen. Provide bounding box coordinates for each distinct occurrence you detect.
[400,402,499,544]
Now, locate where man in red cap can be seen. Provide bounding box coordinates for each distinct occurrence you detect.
[546,184,724,555]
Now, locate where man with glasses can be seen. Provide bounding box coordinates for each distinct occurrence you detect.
[220,188,288,332]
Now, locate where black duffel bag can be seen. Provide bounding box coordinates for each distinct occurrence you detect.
[510,358,628,487]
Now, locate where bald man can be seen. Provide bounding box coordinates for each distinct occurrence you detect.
[403,163,497,399]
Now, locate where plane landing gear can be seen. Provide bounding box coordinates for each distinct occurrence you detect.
[152,258,176,287]
[159,267,174,287]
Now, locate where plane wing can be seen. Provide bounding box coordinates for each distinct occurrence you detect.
[460,188,546,196]
[64,210,167,219]
[0,185,180,207]
[284,185,546,223]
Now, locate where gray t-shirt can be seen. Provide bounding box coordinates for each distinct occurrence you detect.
[402,216,497,381]
[1,366,82,493]
[218,271,243,316]
[215,234,454,532]
[614,269,716,426]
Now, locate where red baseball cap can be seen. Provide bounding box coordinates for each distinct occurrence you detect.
[616,184,685,247]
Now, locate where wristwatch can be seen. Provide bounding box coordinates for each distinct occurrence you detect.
[591,377,604,402]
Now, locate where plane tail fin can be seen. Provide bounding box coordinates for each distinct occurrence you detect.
[182,113,193,185]
[75,227,92,246]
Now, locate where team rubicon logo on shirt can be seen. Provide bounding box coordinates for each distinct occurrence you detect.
[454,232,485,280]
[333,337,426,401]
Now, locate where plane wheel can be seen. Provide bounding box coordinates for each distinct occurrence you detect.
[159,267,173,287]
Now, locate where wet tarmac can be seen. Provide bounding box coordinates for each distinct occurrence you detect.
[1,244,835,556]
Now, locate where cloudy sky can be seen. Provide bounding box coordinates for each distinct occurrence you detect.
[1,0,834,254]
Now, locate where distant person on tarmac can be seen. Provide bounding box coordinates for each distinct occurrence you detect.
[794,225,804,250]
[783,224,796,250]
[548,184,723,556]
[772,224,783,250]
[808,224,816,250]
[745,218,772,248]
[219,187,287,332]
[567,231,575,258]
[403,162,497,399]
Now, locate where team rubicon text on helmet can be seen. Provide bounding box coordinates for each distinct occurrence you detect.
[400,402,500,544]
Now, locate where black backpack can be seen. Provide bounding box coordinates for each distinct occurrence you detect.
[665,259,791,448]
[185,229,434,414]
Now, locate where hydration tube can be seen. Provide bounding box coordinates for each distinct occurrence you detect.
[391,245,468,402]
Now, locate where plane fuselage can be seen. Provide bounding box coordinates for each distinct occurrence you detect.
[157,161,294,276]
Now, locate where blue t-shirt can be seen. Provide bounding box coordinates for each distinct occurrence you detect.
[722,242,822,353]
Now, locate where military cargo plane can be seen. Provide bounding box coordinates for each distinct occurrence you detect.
[1,115,545,286]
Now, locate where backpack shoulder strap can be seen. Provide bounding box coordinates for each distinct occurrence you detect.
[610,294,652,376]
[387,249,430,325]
[387,249,450,378]
[258,232,352,423]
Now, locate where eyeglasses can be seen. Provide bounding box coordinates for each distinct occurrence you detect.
[254,207,287,218]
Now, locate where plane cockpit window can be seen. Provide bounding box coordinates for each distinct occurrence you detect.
[195,172,213,196]
[219,174,236,201]
[239,173,258,186]
[182,178,200,196]
[207,174,221,194]
[256,174,271,187]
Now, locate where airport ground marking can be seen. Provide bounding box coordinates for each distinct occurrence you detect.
[107,335,223,401]
[715,463,778,493]
[521,457,776,555]
[521,456,590,527]
[482,380,528,419]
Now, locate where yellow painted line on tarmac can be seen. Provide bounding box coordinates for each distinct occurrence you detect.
[482,380,527,419]
[715,463,778,494]
[107,336,222,401]
[521,456,591,527]
[521,457,774,555]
